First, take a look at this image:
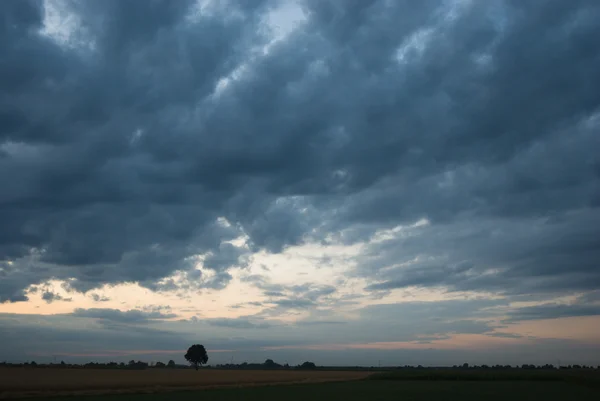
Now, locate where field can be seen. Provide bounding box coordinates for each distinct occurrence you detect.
[11,380,600,401]
[2,368,599,400]
[0,368,369,399]
[369,368,600,385]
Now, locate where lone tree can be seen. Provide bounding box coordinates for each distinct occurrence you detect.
[185,344,208,370]
[167,360,176,368]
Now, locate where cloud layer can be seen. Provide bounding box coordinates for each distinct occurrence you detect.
[2,0,599,302]
[1,0,599,365]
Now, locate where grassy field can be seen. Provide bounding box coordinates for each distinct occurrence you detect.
[0,368,369,399]
[16,380,600,401]
[369,368,600,385]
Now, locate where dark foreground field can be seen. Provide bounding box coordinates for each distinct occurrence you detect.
[2,368,599,400]
[20,380,600,401]
[0,368,369,399]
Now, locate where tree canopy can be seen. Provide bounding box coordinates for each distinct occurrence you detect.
[184,344,208,370]
[299,361,316,370]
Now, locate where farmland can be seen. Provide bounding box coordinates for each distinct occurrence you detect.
[2,368,599,400]
[0,368,369,399]
[9,378,600,401]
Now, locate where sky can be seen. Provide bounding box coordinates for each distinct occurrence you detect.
[1,0,600,367]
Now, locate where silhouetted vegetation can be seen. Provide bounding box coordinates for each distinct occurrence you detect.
[299,361,317,370]
[184,344,209,370]
[127,360,149,370]
[0,361,186,370]
[1,359,599,376]
[263,359,281,369]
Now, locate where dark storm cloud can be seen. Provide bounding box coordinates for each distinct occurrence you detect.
[1,0,600,302]
[0,261,30,302]
[361,209,600,295]
[0,0,268,299]
[202,242,250,271]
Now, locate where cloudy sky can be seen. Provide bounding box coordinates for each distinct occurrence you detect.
[1,0,600,367]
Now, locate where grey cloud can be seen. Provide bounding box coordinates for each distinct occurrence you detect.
[576,291,600,304]
[1,0,600,304]
[294,320,346,326]
[142,268,233,294]
[41,291,72,304]
[240,274,286,294]
[205,317,273,329]
[203,272,234,290]
[360,210,600,296]
[0,0,271,299]
[227,301,264,310]
[270,298,316,309]
[257,299,505,346]
[90,293,110,302]
[485,332,526,339]
[70,308,178,324]
[0,267,30,302]
[202,242,249,271]
[0,313,189,362]
[358,299,505,322]
[327,301,501,345]
[144,299,511,350]
[140,304,173,314]
[241,275,337,311]
[243,275,336,298]
[1,294,597,365]
[304,285,336,300]
[504,303,600,322]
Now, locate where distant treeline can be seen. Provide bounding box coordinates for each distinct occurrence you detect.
[0,359,318,370]
[1,360,598,371]
[0,360,180,370]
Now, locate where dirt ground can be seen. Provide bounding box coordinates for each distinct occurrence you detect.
[0,368,371,399]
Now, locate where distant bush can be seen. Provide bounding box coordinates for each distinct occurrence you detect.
[299,361,316,370]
